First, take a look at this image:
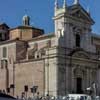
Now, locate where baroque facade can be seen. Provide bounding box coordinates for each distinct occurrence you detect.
[0,0,100,97]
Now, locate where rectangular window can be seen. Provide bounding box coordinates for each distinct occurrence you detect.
[3,47,7,58]
[76,34,80,47]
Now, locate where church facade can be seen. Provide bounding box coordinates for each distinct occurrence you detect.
[0,0,100,97]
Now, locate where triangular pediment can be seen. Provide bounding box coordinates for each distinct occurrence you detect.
[68,4,94,25]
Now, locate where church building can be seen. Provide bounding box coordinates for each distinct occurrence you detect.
[0,0,100,97]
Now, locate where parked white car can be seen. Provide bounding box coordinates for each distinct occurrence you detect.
[66,94,91,100]
[95,96,100,100]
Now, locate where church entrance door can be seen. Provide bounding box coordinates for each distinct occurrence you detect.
[76,77,83,93]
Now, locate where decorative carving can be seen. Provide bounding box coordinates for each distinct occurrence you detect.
[28,48,36,59]
[46,40,51,48]
[74,68,82,77]
[72,51,89,59]
[73,65,86,78]
[28,43,38,59]
[40,48,46,57]
[73,27,82,35]
[34,43,38,50]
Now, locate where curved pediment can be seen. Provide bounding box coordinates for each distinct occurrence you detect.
[72,51,89,59]
[69,48,90,59]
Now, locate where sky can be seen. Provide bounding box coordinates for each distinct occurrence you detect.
[0,0,100,34]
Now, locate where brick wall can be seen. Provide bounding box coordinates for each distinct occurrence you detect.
[15,59,45,97]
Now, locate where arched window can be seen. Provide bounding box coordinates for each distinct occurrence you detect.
[76,34,80,47]
[3,47,7,58]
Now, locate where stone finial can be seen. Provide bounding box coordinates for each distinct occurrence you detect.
[87,6,90,15]
[74,0,79,5]
[55,0,58,10]
[63,0,67,8]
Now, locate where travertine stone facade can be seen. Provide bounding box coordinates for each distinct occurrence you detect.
[0,0,100,98]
